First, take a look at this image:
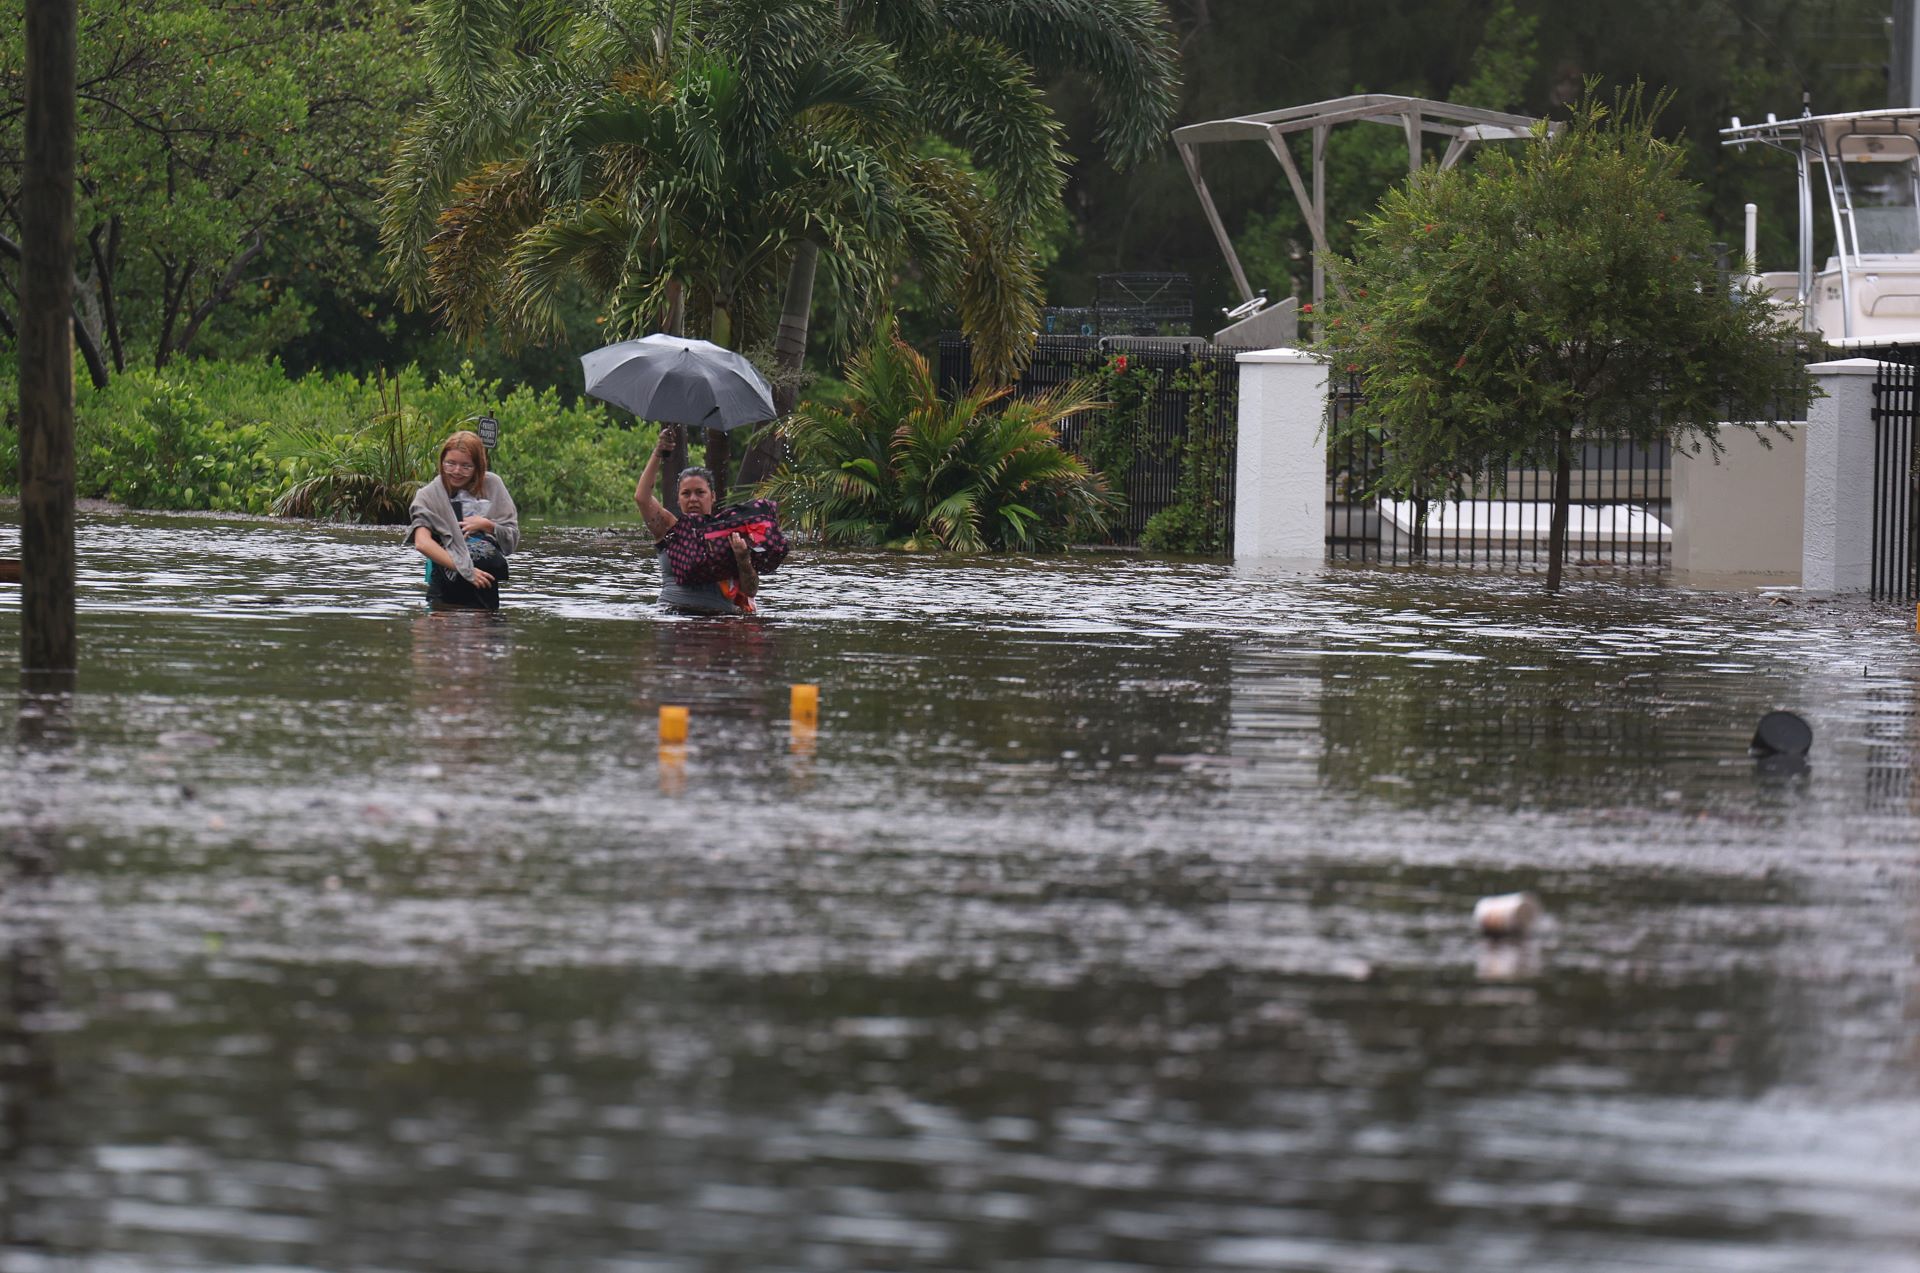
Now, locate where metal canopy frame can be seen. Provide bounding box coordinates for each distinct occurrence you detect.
[1173,94,1549,317]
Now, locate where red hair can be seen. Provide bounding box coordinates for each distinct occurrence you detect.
[438,431,489,492]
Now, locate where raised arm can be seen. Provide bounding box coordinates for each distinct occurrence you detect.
[634,425,679,540]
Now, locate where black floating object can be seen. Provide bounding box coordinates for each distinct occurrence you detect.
[1751,710,1812,758]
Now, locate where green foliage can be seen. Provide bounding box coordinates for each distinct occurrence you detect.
[1449,0,1538,113]
[71,375,293,514]
[1140,361,1230,555]
[1081,353,1157,491]
[1320,84,1815,585]
[386,3,944,355]
[1048,0,1891,330]
[0,0,420,381]
[385,0,1177,385]
[426,366,660,518]
[271,372,437,522]
[2,354,658,520]
[761,321,1118,551]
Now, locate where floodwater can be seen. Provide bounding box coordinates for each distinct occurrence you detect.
[0,510,1917,1273]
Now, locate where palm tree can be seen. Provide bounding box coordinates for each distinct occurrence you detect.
[735,0,1178,484]
[385,0,1032,486]
[383,0,953,491]
[384,1,916,343]
[768,0,1181,382]
[381,0,1179,485]
[761,319,1117,551]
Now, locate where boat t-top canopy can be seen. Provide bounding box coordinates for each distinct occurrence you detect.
[1173,94,1549,315]
[1722,108,1920,157]
[1722,109,1920,339]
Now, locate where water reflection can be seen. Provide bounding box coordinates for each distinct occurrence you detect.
[2,693,89,1263]
[0,511,1916,1270]
[0,822,72,1263]
[408,608,517,764]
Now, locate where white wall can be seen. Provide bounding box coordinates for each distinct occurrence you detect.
[1670,423,1805,581]
[1233,348,1328,567]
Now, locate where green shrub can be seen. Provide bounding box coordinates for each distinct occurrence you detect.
[74,374,292,513]
[1139,361,1231,556]
[0,353,663,521]
[272,370,438,522]
[411,362,658,517]
[762,321,1117,552]
[1081,353,1156,495]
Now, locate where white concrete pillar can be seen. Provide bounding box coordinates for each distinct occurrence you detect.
[1670,422,1806,581]
[1233,348,1328,565]
[1801,358,1884,593]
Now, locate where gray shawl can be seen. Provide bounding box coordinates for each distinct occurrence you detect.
[406,472,520,581]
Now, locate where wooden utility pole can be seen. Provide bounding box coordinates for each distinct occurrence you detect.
[18,0,79,685]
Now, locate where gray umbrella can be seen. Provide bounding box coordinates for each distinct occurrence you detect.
[579,333,776,431]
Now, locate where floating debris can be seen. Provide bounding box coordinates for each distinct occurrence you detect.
[1474,891,1542,938]
[155,730,222,750]
[1750,710,1812,758]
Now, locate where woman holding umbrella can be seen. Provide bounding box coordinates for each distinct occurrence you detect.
[635,424,759,614]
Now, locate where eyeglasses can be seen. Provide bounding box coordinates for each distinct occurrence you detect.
[441,457,476,472]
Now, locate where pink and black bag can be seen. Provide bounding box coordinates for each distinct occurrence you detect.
[662,498,790,585]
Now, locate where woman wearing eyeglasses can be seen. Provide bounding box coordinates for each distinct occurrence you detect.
[407,430,520,610]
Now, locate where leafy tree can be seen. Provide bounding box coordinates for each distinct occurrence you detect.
[761,319,1117,551]
[1052,0,1892,332]
[0,0,417,386]
[1319,85,1813,592]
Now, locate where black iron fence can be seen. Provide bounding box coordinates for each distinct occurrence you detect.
[1869,347,1920,602]
[938,334,1244,549]
[1326,372,1673,569]
[938,340,1798,571]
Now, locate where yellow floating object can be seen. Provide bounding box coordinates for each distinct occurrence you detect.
[659,704,689,743]
[789,718,818,757]
[790,683,820,721]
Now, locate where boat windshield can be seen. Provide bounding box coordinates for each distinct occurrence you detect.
[1836,133,1920,255]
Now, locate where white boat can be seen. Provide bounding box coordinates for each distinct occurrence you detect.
[1723,108,1920,346]
[1376,498,1670,549]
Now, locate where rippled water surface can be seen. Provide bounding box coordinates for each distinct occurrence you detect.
[1,510,1918,1272]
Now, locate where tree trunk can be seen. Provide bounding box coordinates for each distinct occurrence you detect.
[706,303,734,502]
[91,216,126,371]
[168,230,265,361]
[70,309,108,389]
[660,279,689,513]
[1546,427,1572,593]
[707,427,731,502]
[737,241,818,487]
[19,0,79,683]
[153,259,195,371]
